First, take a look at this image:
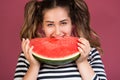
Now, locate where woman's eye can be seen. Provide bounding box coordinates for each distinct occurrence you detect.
[47,24,54,27]
[61,22,67,25]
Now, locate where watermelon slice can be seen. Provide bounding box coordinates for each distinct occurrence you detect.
[30,36,80,65]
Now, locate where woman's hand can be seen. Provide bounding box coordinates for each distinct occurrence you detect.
[22,38,40,80]
[76,38,91,64]
[76,38,96,80]
[22,38,40,67]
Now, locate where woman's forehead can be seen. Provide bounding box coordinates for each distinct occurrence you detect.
[43,7,70,22]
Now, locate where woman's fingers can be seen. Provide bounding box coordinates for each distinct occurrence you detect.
[77,38,91,58]
[25,39,30,54]
[29,46,34,59]
[21,38,40,65]
[78,38,90,47]
[21,38,30,59]
[76,38,91,63]
[21,38,25,52]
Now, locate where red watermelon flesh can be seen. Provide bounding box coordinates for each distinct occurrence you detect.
[30,36,80,65]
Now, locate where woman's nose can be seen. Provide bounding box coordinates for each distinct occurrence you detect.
[55,27,61,36]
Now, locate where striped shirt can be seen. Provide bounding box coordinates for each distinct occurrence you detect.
[14,48,107,80]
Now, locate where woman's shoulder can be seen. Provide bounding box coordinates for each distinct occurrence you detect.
[18,52,26,60]
[88,47,102,62]
[89,47,100,56]
[17,52,30,66]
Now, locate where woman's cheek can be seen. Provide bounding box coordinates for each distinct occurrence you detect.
[44,28,54,37]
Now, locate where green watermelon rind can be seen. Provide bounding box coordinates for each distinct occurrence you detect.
[32,52,80,65]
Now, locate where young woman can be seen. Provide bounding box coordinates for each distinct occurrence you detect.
[14,0,107,80]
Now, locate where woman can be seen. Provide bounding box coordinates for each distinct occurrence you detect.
[14,0,107,80]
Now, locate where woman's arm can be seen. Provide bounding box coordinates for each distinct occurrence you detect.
[23,64,40,80]
[22,39,40,80]
[14,39,41,80]
[88,48,107,80]
[76,59,95,80]
[76,38,107,80]
[76,38,95,80]
[14,52,40,80]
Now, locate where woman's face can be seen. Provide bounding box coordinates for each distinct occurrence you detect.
[42,7,73,38]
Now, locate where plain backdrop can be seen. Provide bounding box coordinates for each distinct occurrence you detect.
[0,0,120,80]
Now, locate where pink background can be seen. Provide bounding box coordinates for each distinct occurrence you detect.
[0,0,120,80]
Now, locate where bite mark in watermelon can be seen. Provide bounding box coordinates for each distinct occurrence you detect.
[30,36,80,65]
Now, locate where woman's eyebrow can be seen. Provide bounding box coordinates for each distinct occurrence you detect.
[44,19,68,23]
[44,21,54,23]
[60,19,69,22]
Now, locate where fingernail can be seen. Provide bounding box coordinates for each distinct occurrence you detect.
[77,47,81,51]
[31,46,34,49]
[26,38,29,41]
[22,38,25,41]
[78,38,81,41]
[77,43,80,46]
